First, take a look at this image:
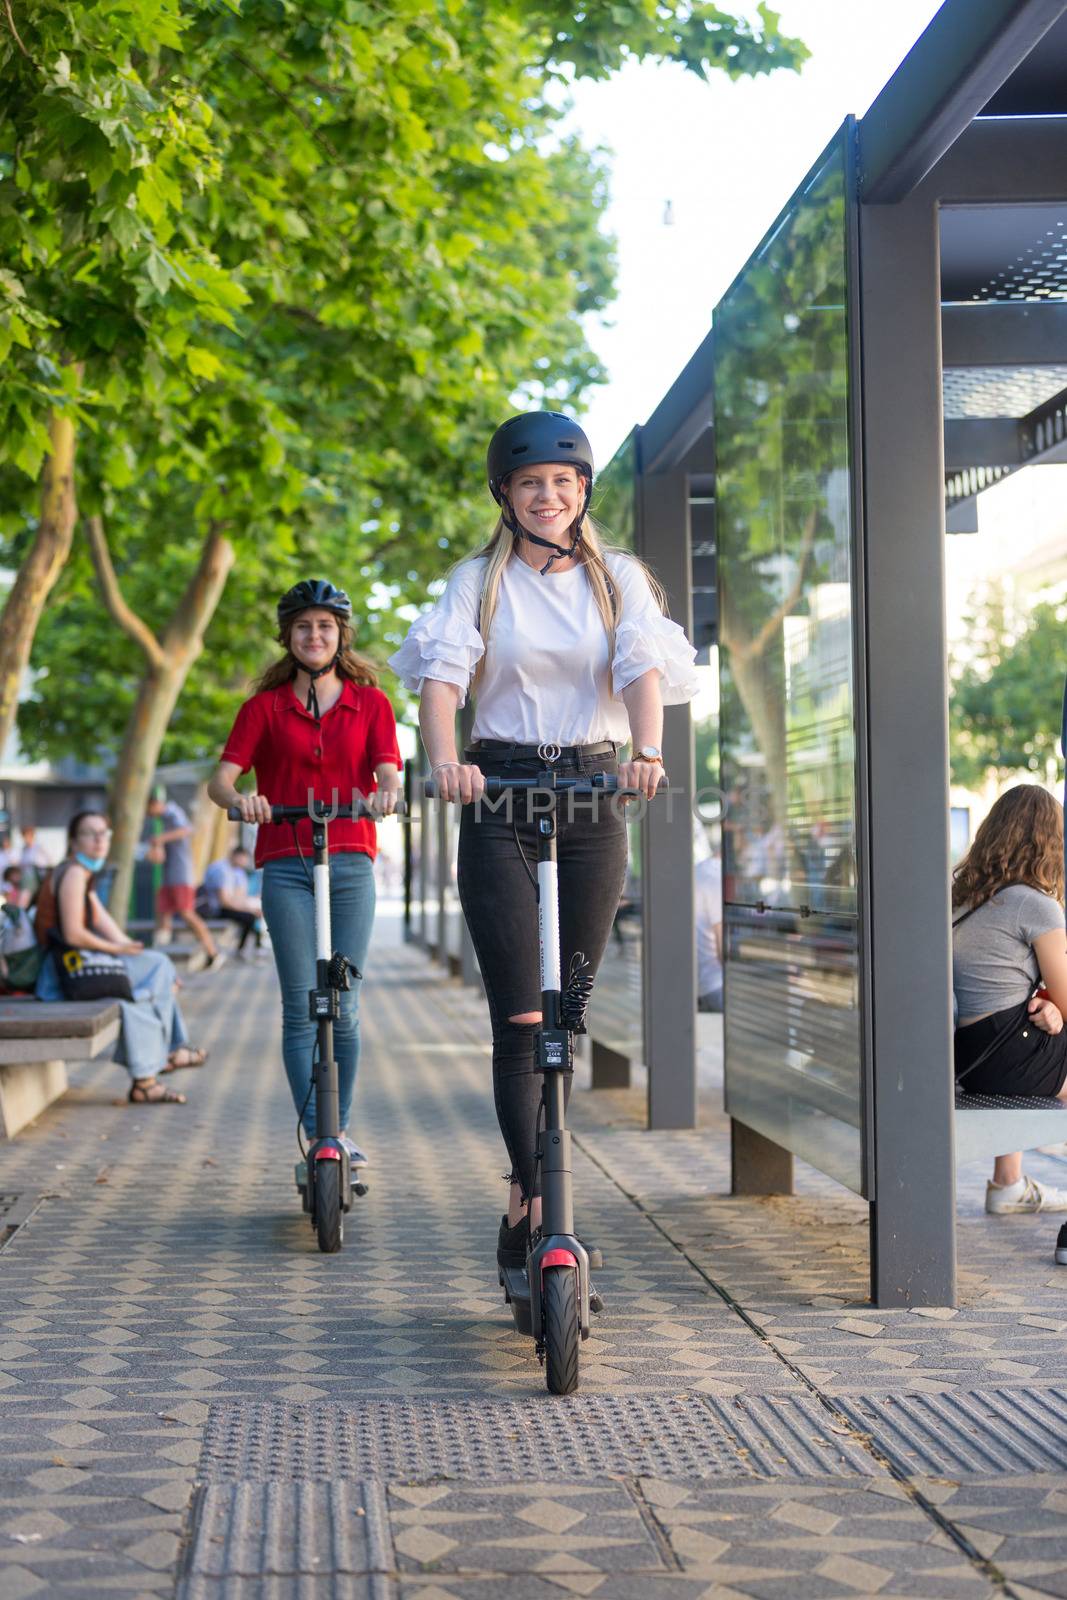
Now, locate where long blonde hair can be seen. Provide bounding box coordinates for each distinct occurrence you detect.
[463,491,668,690]
[253,613,379,693]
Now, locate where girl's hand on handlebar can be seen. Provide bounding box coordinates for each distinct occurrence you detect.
[617,760,665,801]
[371,780,401,818]
[433,762,485,804]
[236,792,273,825]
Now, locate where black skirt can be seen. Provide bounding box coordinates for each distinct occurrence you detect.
[955,1001,1067,1098]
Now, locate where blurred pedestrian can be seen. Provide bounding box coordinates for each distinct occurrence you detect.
[200,845,264,957]
[143,785,225,971]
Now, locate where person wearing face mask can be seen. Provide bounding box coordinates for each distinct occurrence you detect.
[388,412,701,1273]
[208,581,402,1165]
[34,811,203,1104]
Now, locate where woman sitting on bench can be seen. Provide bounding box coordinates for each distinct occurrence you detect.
[35,811,207,1105]
[953,785,1067,1214]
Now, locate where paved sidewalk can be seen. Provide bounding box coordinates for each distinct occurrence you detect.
[0,905,1066,1598]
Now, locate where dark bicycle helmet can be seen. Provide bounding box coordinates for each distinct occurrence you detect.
[277,579,352,627]
[486,412,594,503]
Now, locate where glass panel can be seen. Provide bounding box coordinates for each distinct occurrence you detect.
[588,816,643,1061]
[693,658,724,1086]
[594,429,637,551]
[715,130,864,1194]
[588,428,642,1059]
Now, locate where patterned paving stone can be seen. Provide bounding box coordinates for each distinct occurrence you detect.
[0,906,1060,1598]
[645,1478,994,1596]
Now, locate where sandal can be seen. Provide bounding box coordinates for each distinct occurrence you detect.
[128,1078,186,1105]
[162,1046,208,1073]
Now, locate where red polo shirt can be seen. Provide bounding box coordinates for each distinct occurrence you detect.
[220,681,403,865]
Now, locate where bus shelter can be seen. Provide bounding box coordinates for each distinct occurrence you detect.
[600,0,1067,1306]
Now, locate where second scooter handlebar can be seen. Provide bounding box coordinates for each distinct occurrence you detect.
[226,801,378,822]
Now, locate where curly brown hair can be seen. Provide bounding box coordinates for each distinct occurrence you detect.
[252,613,379,694]
[951,784,1064,910]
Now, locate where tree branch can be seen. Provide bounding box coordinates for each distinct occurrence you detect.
[3,0,33,60]
[161,520,236,659]
[226,50,340,162]
[720,506,819,662]
[85,514,166,672]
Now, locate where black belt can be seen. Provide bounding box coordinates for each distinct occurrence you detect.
[467,739,617,763]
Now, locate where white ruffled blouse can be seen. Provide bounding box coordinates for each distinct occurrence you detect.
[387,549,700,745]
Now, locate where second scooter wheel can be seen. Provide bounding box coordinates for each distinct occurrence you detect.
[542,1266,580,1395]
[314,1161,344,1254]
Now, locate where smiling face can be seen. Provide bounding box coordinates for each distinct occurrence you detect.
[505,463,585,546]
[288,608,341,672]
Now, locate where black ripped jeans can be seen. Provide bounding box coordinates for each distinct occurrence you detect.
[456,746,629,1201]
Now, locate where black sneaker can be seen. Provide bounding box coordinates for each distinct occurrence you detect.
[496,1214,529,1271]
[1056,1222,1067,1265]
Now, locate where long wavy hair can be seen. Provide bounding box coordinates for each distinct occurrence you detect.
[253,611,379,694]
[463,472,668,691]
[952,784,1064,909]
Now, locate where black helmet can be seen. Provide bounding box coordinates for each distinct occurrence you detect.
[486,412,594,504]
[277,579,352,628]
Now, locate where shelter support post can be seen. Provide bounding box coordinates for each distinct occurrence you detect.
[417,740,431,951]
[435,798,449,965]
[858,191,956,1307]
[636,462,697,1129]
[591,1038,631,1089]
[731,1119,794,1195]
[458,701,479,987]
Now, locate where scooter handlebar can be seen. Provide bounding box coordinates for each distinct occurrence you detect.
[226,802,377,822]
[422,773,667,801]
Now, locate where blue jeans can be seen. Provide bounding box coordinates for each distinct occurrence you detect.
[261,852,376,1138]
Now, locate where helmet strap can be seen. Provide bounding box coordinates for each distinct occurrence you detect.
[300,656,339,721]
[502,479,589,576]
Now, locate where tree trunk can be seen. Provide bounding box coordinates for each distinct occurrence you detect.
[105,525,235,927]
[0,410,79,757]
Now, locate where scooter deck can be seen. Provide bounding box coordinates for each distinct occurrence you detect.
[498,1262,534,1337]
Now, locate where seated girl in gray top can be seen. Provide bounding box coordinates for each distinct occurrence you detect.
[952,785,1067,1215]
[953,784,1067,1097]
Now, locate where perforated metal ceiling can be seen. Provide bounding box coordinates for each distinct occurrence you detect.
[975,216,1067,302]
[942,364,1067,418]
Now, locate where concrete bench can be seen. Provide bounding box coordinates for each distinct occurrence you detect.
[955,1089,1067,1165]
[0,1000,122,1139]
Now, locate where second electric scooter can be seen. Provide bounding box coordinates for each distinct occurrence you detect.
[229,799,372,1253]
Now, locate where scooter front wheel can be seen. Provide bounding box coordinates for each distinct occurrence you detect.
[314,1160,343,1253]
[542,1266,579,1395]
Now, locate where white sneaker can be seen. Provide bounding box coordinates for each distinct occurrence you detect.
[339,1134,368,1168]
[986,1174,1067,1214]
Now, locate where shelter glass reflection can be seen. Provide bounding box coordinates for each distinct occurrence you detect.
[715,131,864,1193]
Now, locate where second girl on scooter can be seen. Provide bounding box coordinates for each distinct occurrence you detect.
[208,580,402,1165]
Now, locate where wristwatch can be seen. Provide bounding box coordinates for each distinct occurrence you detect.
[637,745,663,764]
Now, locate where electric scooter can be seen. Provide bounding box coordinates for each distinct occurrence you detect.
[228,800,373,1253]
[425,768,639,1395]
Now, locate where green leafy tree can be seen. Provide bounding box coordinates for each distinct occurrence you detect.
[0,0,243,752]
[6,0,806,915]
[950,589,1067,787]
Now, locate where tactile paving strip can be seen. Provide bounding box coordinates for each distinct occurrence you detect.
[201,1397,765,1482]
[700,1395,880,1476]
[837,1387,1067,1475]
[177,1480,389,1588]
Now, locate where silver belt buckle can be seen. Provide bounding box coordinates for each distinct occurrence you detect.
[537,741,561,764]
